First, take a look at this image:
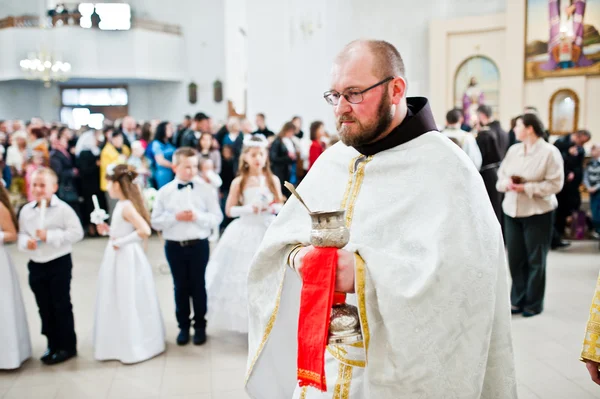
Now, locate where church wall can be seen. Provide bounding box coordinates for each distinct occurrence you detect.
[245,0,506,138]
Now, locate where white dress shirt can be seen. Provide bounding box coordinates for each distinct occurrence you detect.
[441,127,483,170]
[18,195,84,263]
[151,176,223,241]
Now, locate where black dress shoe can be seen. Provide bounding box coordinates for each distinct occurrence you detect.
[193,329,207,346]
[551,240,571,250]
[511,306,523,315]
[44,350,77,365]
[523,309,541,318]
[177,330,190,346]
[40,348,54,363]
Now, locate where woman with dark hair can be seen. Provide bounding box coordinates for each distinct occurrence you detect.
[149,121,175,188]
[308,121,325,170]
[140,122,152,150]
[270,122,297,198]
[197,132,221,174]
[496,113,564,317]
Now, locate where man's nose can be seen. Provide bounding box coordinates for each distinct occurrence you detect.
[335,96,352,116]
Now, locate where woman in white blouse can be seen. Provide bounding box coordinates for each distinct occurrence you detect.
[496,113,564,318]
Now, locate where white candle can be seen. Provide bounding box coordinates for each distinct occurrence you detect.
[39,199,47,229]
[92,194,100,211]
[186,185,193,210]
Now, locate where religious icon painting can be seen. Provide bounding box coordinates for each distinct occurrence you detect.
[453,56,500,126]
[525,0,600,79]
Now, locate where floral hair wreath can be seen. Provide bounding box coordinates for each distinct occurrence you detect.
[243,134,269,149]
[107,163,137,181]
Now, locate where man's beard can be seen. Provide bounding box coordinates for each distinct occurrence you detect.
[337,92,394,147]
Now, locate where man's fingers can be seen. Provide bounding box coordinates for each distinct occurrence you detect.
[586,362,600,385]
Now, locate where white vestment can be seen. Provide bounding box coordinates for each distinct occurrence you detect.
[245,131,517,399]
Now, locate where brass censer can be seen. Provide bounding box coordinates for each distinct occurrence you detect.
[285,183,363,345]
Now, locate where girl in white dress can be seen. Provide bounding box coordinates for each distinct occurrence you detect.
[94,164,165,364]
[206,135,283,333]
[0,181,32,369]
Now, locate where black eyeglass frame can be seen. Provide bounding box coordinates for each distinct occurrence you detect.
[323,76,395,106]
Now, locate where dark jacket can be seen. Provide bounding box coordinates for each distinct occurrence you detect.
[50,149,79,202]
[270,137,295,185]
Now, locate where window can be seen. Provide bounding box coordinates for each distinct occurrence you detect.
[61,88,128,106]
[60,86,129,129]
[78,3,131,30]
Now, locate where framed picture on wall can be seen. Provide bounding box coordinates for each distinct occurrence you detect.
[525,0,600,80]
[454,56,500,127]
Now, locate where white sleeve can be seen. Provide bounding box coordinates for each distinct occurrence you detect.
[193,187,224,228]
[464,135,482,171]
[46,204,84,247]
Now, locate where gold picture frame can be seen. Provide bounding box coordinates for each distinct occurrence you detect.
[548,88,579,135]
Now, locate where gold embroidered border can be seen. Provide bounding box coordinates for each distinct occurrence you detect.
[333,363,354,399]
[298,368,326,388]
[355,253,370,357]
[340,156,360,210]
[341,364,353,399]
[345,157,372,228]
[244,270,286,384]
[299,386,308,399]
[327,345,366,368]
[586,321,600,335]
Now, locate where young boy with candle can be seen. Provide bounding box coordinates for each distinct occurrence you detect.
[18,167,84,365]
[151,147,222,345]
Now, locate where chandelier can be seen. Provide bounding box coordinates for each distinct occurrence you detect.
[19,51,71,88]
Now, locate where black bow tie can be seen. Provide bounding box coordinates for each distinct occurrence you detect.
[178,182,193,190]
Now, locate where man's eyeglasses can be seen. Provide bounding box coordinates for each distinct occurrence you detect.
[323,76,394,106]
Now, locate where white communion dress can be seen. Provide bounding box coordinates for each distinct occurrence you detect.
[206,178,278,333]
[0,226,32,369]
[93,200,165,364]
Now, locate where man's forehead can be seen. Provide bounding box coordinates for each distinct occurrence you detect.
[330,54,377,90]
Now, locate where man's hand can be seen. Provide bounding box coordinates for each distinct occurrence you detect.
[176,210,195,222]
[294,247,356,293]
[35,229,47,242]
[585,360,600,385]
[335,249,356,293]
[568,172,575,182]
[27,238,38,250]
[569,146,579,157]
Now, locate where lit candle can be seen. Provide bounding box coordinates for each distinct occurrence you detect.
[92,194,100,211]
[39,198,47,229]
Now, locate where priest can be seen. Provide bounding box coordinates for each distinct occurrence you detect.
[245,39,517,399]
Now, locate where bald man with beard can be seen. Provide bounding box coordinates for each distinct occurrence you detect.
[245,40,516,399]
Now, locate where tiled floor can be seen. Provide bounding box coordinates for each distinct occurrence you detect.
[1,237,599,399]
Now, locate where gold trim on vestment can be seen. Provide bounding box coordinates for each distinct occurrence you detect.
[344,157,372,228]
[244,269,287,384]
[340,156,360,210]
[299,386,308,399]
[355,253,370,357]
[327,345,366,368]
[333,362,354,399]
[581,273,600,363]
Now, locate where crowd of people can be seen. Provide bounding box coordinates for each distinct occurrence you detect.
[0,113,337,237]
